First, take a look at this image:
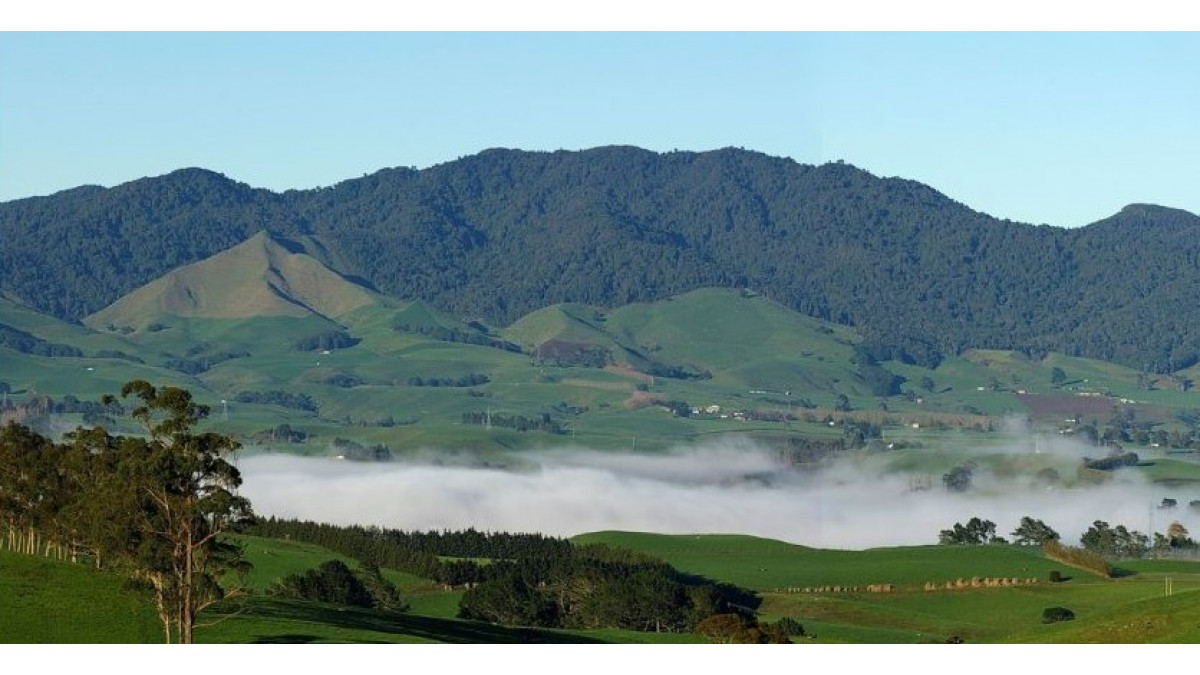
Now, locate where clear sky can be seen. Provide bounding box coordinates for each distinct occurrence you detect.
[2,30,1197,228]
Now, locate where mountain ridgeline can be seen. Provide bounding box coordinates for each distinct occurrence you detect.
[2,147,1199,372]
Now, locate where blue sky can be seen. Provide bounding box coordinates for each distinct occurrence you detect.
[1,31,1197,227]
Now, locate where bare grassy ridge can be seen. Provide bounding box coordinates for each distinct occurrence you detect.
[85,232,376,328]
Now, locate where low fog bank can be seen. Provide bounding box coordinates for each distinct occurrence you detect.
[238,443,1199,550]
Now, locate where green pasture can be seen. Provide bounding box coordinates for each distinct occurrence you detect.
[1135,457,1200,484]
[571,532,1086,590]
[6,284,1200,458]
[572,531,1200,644]
[6,528,1200,643]
[761,581,1200,643]
[0,548,161,643]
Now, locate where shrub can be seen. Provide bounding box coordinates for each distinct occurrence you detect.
[1042,606,1075,624]
[1048,570,1063,583]
[270,560,374,608]
[775,617,805,637]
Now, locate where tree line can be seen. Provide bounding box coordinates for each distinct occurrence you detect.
[939,514,1196,568]
[460,411,564,434]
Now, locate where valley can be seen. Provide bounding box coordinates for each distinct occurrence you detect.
[3,164,1200,645]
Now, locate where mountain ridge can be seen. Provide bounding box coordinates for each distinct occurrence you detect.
[2,146,1199,372]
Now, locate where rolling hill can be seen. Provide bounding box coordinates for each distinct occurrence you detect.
[85,230,378,330]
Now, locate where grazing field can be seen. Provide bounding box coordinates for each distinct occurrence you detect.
[7,283,1200,458]
[571,532,1085,590]
[572,531,1200,644]
[0,549,161,643]
[6,530,1200,643]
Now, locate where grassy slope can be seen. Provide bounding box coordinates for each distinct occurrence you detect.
[6,531,1199,644]
[0,549,161,643]
[572,532,1080,590]
[6,279,1200,462]
[571,531,1200,644]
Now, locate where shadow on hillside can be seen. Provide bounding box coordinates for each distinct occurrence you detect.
[673,572,762,611]
[211,598,604,644]
[251,633,324,644]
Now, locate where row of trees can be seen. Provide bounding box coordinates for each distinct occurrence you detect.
[938,515,1196,559]
[938,516,1062,547]
[0,381,253,643]
[246,517,572,580]
[407,373,490,387]
[460,411,564,434]
[233,389,319,413]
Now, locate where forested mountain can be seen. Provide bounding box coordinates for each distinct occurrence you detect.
[2,147,1199,372]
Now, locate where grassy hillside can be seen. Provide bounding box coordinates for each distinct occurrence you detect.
[85,231,378,330]
[572,531,1200,644]
[5,252,1200,465]
[0,538,676,644]
[0,549,161,642]
[8,531,1198,644]
[572,532,1083,590]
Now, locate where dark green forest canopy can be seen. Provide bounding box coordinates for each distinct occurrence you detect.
[3,147,1200,372]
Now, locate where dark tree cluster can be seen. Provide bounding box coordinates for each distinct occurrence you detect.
[0,322,82,357]
[942,464,974,492]
[245,518,572,580]
[392,320,521,353]
[642,362,712,381]
[693,613,794,644]
[270,559,405,612]
[323,373,363,388]
[163,350,249,375]
[1082,451,1140,471]
[938,517,1004,545]
[233,390,318,413]
[407,373,490,387]
[291,330,361,352]
[460,411,564,434]
[939,515,1062,547]
[532,340,612,368]
[854,346,907,396]
[245,518,760,633]
[1080,520,1149,559]
[776,436,849,465]
[330,437,392,462]
[457,544,759,634]
[249,423,308,444]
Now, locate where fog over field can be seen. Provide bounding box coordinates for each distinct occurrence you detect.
[238,440,1198,550]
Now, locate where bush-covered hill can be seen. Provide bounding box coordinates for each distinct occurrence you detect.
[3,147,1200,371]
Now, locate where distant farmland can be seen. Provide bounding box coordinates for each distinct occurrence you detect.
[1016,392,1126,422]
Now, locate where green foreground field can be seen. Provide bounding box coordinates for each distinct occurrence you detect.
[4,531,1199,644]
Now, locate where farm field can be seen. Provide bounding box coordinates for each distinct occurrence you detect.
[8,285,1200,458]
[6,531,1198,644]
[572,532,1200,644]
